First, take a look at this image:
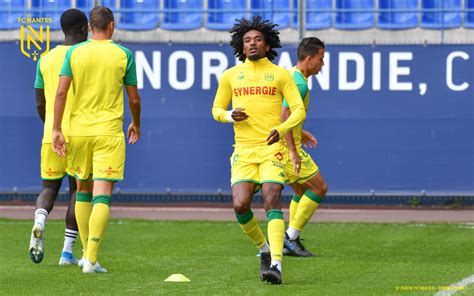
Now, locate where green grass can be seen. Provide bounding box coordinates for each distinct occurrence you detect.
[1,219,473,295]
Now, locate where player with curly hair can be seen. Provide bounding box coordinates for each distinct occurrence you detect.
[212,16,306,284]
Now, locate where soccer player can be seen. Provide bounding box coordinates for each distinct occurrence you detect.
[212,16,306,284]
[52,6,141,273]
[29,8,88,265]
[281,37,328,257]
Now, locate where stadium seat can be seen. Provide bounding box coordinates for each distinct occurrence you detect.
[292,0,332,30]
[117,0,159,30]
[251,0,289,29]
[464,0,474,28]
[207,0,247,31]
[31,0,72,30]
[76,0,94,14]
[334,0,374,30]
[162,0,202,30]
[421,0,461,29]
[378,0,418,30]
[0,0,26,30]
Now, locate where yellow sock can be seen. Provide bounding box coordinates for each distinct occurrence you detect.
[290,190,322,231]
[75,192,93,258]
[267,209,285,262]
[236,210,267,249]
[86,195,111,263]
[289,194,301,224]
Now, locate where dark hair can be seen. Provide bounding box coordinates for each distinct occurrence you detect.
[60,8,87,35]
[89,6,114,31]
[229,16,281,61]
[297,37,325,61]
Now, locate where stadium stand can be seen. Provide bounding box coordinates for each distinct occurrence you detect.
[421,0,461,29]
[0,0,26,30]
[162,0,201,31]
[334,0,375,30]
[31,0,71,30]
[378,0,418,30]
[206,0,247,31]
[464,0,474,28]
[251,0,289,29]
[1,0,472,44]
[292,0,332,30]
[118,0,160,30]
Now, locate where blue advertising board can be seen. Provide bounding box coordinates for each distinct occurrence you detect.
[0,42,472,194]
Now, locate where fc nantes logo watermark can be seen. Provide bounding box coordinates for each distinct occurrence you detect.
[18,17,52,61]
[264,73,275,82]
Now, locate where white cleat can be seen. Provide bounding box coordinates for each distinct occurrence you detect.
[78,257,85,268]
[83,259,107,273]
[29,225,45,264]
[59,252,78,265]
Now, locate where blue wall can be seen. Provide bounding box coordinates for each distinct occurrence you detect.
[0,43,472,194]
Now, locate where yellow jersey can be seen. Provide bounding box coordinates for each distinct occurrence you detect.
[34,45,73,143]
[60,39,137,136]
[212,57,305,146]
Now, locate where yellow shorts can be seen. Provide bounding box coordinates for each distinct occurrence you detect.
[40,143,68,180]
[230,142,287,186]
[68,136,125,181]
[285,149,319,184]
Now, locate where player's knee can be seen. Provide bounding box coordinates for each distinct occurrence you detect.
[233,201,250,215]
[317,182,328,197]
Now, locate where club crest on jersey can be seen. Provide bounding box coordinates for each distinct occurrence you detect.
[237,72,245,80]
[264,73,275,82]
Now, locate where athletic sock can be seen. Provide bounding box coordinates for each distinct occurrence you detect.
[86,195,111,264]
[62,229,78,254]
[289,190,322,239]
[288,194,301,224]
[34,208,48,228]
[267,209,284,266]
[75,192,93,258]
[236,209,267,249]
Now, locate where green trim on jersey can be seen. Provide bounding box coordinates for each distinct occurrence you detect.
[231,179,260,186]
[260,180,285,186]
[282,70,308,108]
[93,177,122,182]
[60,40,91,78]
[112,41,138,86]
[34,59,44,88]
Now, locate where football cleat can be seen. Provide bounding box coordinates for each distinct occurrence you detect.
[259,252,271,281]
[59,251,78,265]
[83,259,107,273]
[261,264,282,284]
[29,225,45,264]
[284,234,316,257]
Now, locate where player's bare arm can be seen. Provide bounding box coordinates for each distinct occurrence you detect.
[125,85,141,144]
[35,88,46,123]
[301,130,318,148]
[52,76,72,158]
[281,106,301,175]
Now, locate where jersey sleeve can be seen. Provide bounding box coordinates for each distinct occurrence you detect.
[212,70,233,123]
[273,71,306,136]
[282,73,308,108]
[123,48,137,86]
[34,59,44,88]
[60,46,73,78]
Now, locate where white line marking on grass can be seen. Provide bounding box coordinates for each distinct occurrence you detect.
[434,274,474,296]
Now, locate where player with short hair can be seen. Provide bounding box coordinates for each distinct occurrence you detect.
[52,6,141,273]
[281,37,328,257]
[29,8,88,265]
[212,16,306,284]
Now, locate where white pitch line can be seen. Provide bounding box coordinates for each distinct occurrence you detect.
[434,274,474,296]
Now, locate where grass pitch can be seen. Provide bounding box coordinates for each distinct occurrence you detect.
[1,219,473,295]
